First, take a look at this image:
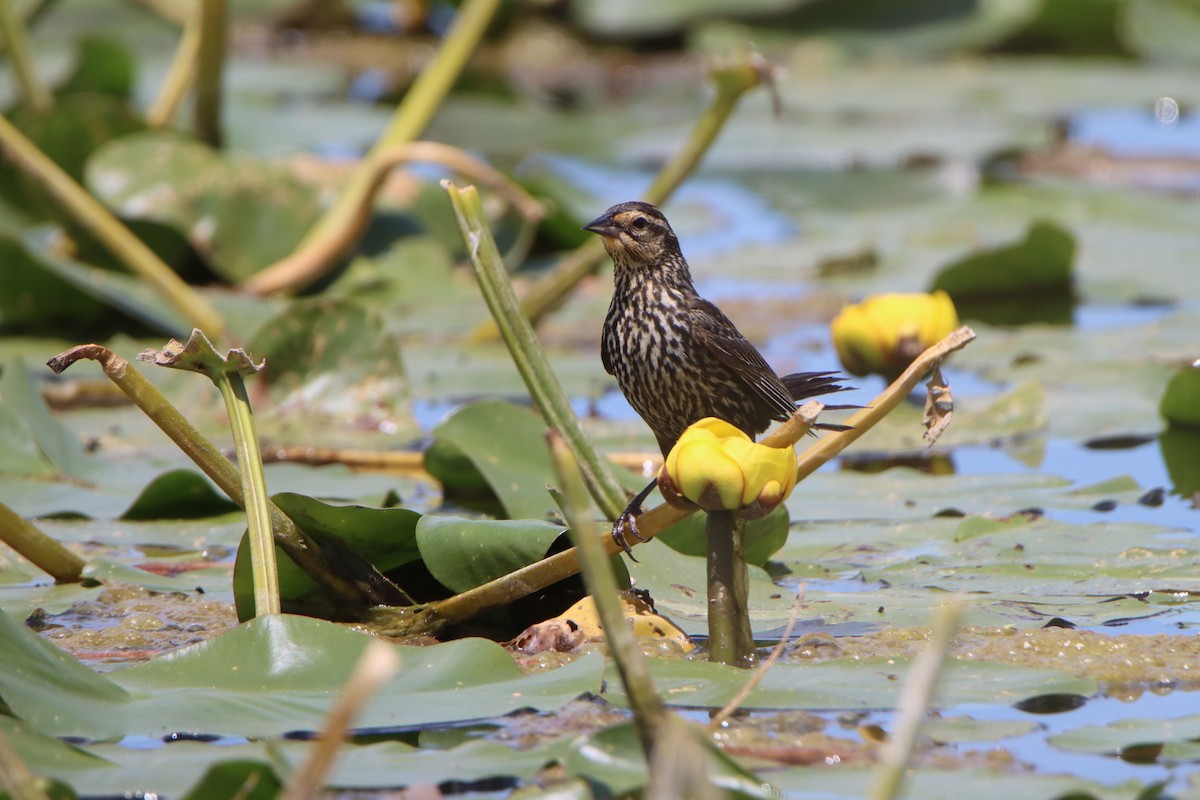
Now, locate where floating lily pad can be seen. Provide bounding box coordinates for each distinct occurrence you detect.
[416,515,566,594]
[428,399,559,520]
[231,492,420,619]
[1160,364,1200,429]
[0,94,144,224]
[86,131,322,283]
[0,609,604,741]
[246,297,416,446]
[930,220,1075,309]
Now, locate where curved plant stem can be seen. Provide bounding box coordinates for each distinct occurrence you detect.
[549,432,665,758]
[193,0,227,147]
[705,510,753,667]
[0,114,227,336]
[0,500,84,583]
[445,181,628,520]
[146,1,202,128]
[0,0,51,113]
[245,141,542,295]
[244,0,501,296]
[430,327,976,627]
[467,51,776,342]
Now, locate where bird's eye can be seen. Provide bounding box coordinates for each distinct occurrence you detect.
[631,216,648,230]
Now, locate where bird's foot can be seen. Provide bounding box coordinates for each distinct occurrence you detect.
[612,507,650,560]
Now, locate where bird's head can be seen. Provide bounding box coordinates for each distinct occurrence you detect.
[583,201,680,268]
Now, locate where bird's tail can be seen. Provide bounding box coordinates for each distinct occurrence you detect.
[781,370,858,433]
[781,370,853,401]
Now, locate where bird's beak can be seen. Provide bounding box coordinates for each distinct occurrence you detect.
[583,213,621,238]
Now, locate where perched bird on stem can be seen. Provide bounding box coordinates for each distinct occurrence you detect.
[584,200,852,556]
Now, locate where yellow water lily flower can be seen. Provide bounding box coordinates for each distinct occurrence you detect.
[659,417,797,519]
[830,291,959,379]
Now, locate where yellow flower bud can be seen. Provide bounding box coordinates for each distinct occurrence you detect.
[659,417,798,517]
[830,291,959,379]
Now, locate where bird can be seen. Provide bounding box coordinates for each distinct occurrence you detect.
[584,200,852,556]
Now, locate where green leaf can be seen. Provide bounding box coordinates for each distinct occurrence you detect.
[232,493,421,619]
[416,515,566,594]
[86,131,322,283]
[179,760,282,800]
[655,504,789,566]
[56,37,136,99]
[246,297,416,447]
[1160,364,1200,429]
[0,607,134,740]
[430,399,559,520]
[1050,711,1200,754]
[1121,0,1200,63]
[931,219,1075,301]
[606,653,1093,711]
[120,469,239,520]
[0,94,144,224]
[0,610,603,740]
[626,539,803,636]
[0,358,89,478]
[0,715,112,774]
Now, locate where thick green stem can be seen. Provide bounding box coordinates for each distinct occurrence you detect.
[0,500,84,583]
[705,511,753,667]
[445,182,628,520]
[548,433,665,757]
[193,0,227,146]
[0,0,51,113]
[215,373,280,616]
[0,114,226,336]
[468,52,774,341]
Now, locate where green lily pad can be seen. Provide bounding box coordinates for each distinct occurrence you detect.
[246,297,416,446]
[55,36,136,99]
[85,131,322,283]
[655,504,790,567]
[0,93,144,224]
[0,357,89,478]
[1121,0,1200,63]
[1050,711,1200,755]
[0,228,192,336]
[232,492,421,619]
[120,469,240,520]
[1160,364,1200,429]
[416,515,566,594]
[606,654,1094,711]
[0,609,603,740]
[429,399,559,520]
[930,219,1075,303]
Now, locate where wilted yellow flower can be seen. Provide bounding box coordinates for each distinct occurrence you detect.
[830,291,959,379]
[658,418,797,519]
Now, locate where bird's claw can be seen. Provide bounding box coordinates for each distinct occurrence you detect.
[612,509,648,560]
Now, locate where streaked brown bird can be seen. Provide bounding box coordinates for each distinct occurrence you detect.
[584,200,851,555]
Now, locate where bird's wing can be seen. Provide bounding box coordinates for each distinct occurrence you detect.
[687,296,796,420]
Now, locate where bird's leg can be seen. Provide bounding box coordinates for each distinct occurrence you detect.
[612,478,658,559]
